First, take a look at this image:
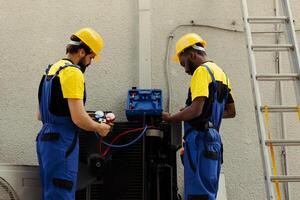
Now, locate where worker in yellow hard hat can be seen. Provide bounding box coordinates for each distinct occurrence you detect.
[35,28,111,200]
[163,33,236,200]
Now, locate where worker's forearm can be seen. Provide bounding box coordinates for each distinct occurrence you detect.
[68,99,102,132]
[169,97,205,122]
[170,106,200,122]
[36,111,41,121]
[223,103,236,118]
[36,106,41,121]
[73,112,99,132]
[223,110,234,118]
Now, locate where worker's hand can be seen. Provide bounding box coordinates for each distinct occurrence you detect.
[179,107,185,111]
[106,122,114,127]
[162,112,172,122]
[95,123,111,137]
[87,111,96,120]
[179,147,184,156]
[179,146,184,165]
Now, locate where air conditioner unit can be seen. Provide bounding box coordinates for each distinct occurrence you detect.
[0,164,41,200]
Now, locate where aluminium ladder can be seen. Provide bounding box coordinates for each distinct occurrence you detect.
[241,0,300,199]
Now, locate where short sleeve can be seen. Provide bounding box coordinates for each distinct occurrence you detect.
[60,68,85,99]
[190,67,212,101]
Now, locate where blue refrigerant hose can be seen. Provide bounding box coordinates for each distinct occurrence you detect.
[95,125,148,148]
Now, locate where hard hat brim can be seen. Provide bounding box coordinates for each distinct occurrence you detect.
[94,55,101,62]
[171,54,180,63]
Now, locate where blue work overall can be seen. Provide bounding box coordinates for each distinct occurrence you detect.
[36,64,81,200]
[183,65,228,200]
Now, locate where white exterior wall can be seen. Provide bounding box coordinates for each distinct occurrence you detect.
[0,0,299,199]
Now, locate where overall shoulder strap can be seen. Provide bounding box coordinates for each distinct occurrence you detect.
[45,64,52,76]
[52,63,82,79]
[201,64,216,83]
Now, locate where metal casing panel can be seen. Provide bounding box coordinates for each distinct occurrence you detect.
[0,164,41,200]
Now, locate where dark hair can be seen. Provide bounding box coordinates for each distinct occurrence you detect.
[180,43,207,57]
[66,35,92,54]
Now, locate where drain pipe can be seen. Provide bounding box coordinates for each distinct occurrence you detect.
[138,0,151,88]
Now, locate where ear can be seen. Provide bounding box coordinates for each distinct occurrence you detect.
[79,49,86,57]
[189,51,197,60]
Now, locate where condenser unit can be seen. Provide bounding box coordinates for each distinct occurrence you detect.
[0,164,41,200]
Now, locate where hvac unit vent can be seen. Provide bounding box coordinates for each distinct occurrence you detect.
[76,122,144,200]
[0,177,19,200]
[0,164,41,200]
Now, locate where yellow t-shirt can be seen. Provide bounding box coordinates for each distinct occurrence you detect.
[48,59,85,99]
[190,61,234,102]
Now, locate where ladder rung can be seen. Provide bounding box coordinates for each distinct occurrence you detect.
[260,105,299,112]
[256,73,299,81]
[270,175,300,182]
[252,44,294,51]
[248,16,288,24]
[252,31,283,34]
[265,139,300,146]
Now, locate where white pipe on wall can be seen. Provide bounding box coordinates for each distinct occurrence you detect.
[138,0,151,88]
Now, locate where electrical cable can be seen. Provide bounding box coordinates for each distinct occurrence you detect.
[164,22,300,112]
[165,22,243,112]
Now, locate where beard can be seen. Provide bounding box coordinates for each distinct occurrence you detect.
[78,57,90,73]
[186,59,198,75]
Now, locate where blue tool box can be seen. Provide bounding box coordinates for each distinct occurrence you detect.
[126,88,163,121]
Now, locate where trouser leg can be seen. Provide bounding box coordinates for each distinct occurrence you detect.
[40,140,78,200]
[183,131,221,200]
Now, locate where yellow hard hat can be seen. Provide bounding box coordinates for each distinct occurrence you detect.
[171,33,207,63]
[74,28,104,60]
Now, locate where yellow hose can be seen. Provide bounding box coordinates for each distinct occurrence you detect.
[264,106,281,200]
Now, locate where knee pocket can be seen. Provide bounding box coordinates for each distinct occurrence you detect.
[188,194,209,200]
[52,178,73,191]
[199,143,221,192]
[204,142,220,161]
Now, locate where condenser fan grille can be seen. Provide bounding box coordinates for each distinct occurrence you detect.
[0,177,19,200]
